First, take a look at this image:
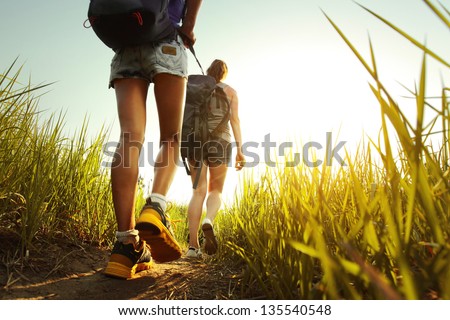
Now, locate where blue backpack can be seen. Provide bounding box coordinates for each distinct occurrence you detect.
[86,0,177,49]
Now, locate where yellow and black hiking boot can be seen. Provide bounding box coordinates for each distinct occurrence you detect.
[135,200,182,262]
[104,240,153,279]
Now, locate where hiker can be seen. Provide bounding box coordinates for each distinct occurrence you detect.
[104,0,203,279]
[185,59,245,258]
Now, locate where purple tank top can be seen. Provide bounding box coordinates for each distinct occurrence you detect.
[168,0,185,27]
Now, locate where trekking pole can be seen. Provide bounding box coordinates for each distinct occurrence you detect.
[188,45,205,75]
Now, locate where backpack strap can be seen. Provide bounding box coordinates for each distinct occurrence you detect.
[182,157,191,175]
[209,86,231,138]
[182,158,203,190]
[192,161,203,189]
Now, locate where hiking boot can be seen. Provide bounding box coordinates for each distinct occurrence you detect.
[185,247,202,258]
[104,240,153,279]
[202,220,218,255]
[135,199,182,262]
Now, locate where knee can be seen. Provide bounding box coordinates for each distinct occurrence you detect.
[193,187,207,201]
[207,190,222,201]
[160,132,180,148]
[119,131,145,147]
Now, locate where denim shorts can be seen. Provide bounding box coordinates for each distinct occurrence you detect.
[109,35,188,88]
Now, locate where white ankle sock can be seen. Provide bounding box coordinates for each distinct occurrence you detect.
[150,193,167,212]
[116,229,139,245]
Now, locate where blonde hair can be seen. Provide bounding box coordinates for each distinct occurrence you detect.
[206,59,228,83]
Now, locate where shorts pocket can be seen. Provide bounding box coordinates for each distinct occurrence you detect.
[155,40,186,71]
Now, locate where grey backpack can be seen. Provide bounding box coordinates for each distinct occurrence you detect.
[180,74,231,188]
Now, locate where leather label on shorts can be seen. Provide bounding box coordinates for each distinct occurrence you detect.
[162,45,177,56]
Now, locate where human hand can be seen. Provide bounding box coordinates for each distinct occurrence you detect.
[178,26,196,48]
[235,152,245,171]
[178,0,202,47]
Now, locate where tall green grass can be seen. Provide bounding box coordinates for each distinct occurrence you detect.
[0,60,116,252]
[215,1,450,299]
[0,59,190,258]
[2,1,449,301]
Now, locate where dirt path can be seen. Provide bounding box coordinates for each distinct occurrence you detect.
[0,237,243,300]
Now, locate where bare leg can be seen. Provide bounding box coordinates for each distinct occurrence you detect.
[106,87,154,279]
[111,78,148,232]
[134,73,185,262]
[202,163,227,255]
[138,72,185,227]
[187,163,207,249]
[151,73,187,195]
[205,164,228,222]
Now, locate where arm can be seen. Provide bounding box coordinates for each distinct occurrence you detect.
[227,87,245,171]
[178,0,203,47]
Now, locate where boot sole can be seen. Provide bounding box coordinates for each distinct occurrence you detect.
[136,212,182,262]
[104,261,153,279]
[202,223,218,255]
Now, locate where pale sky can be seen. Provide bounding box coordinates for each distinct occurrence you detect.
[1,0,449,203]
